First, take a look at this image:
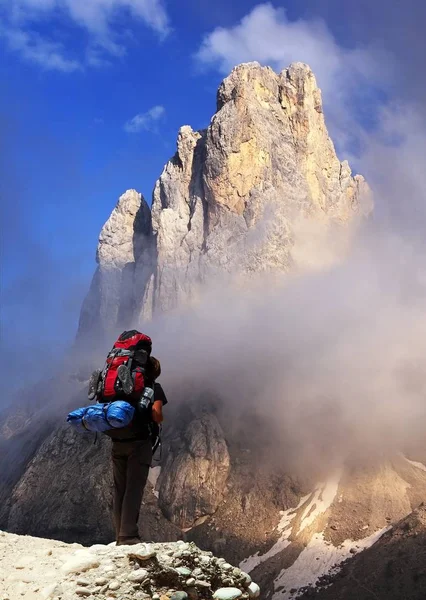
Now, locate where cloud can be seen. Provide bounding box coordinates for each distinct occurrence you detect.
[145,231,426,473]
[0,0,170,71]
[0,25,81,72]
[196,3,380,92]
[124,105,165,133]
[312,0,426,108]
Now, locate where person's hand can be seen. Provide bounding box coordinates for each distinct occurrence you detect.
[151,400,163,423]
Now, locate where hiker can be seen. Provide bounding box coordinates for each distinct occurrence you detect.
[68,330,169,545]
[111,354,168,546]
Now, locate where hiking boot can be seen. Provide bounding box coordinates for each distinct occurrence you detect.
[117,536,141,546]
[117,364,134,395]
[88,369,102,400]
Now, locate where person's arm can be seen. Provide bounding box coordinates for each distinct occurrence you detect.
[151,383,168,424]
[151,400,163,424]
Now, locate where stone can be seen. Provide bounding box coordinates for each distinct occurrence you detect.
[186,589,198,600]
[95,577,109,586]
[177,542,189,549]
[186,578,196,586]
[176,567,192,576]
[171,593,189,600]
[127,569,149,583]
[76,579,91,586]
[75,588,92,597]
[40,584,62,599]
[248,583,260,599]
[108,581,121,591]
[195,580,211,588]
[213,589,243,600]
[60,553,100,575]
[128,546,157,561]
[89,544,110,553]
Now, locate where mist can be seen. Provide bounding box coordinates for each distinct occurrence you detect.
[139,85,426,475]
[130,216,422,476]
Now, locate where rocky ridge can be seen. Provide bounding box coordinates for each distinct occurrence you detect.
[0,532,260,600]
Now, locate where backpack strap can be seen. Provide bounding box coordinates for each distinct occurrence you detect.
[102,404,114,428]
[107,348,134,360]
[81,414,90,431]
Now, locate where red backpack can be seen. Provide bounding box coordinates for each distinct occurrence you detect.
[88,330,152,403]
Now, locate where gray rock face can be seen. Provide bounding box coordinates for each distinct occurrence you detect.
[5,422,181,546]
[78,189,154,343]
[7,424,113,544]
[79,62,370,339]
[158,413,231,529]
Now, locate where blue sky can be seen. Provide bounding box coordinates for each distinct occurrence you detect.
[1,0,425,384]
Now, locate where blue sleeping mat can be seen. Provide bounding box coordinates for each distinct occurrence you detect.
[67,401,135,433]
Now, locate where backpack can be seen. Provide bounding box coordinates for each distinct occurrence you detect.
[88,330,152,404]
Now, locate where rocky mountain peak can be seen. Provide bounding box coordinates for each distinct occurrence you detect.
[216,61,317,114]
[97,189,151,269]
[78,62,371,340]
[78,189,154,341]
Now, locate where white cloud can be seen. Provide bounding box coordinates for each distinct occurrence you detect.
[0,0,170,71]
[0,26,81,72]
[196,4,373,93]
[124,105,165,133]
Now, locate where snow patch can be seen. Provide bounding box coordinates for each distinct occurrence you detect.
[404,456,426,473]
[298,471,341,534]
[240,472,342,574]
[273,526,390,600]
[148,466,161,497]
[239,495,309,573]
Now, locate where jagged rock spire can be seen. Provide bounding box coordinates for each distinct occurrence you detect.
[79,62,371,342]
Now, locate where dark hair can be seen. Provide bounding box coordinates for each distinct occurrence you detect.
[148,356,161,380]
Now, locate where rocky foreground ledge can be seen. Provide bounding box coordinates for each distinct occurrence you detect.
[0,531,260,600]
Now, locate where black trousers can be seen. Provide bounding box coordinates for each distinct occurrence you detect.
[111,439,152,540]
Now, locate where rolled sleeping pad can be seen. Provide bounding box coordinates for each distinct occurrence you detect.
[67,401,135,433]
